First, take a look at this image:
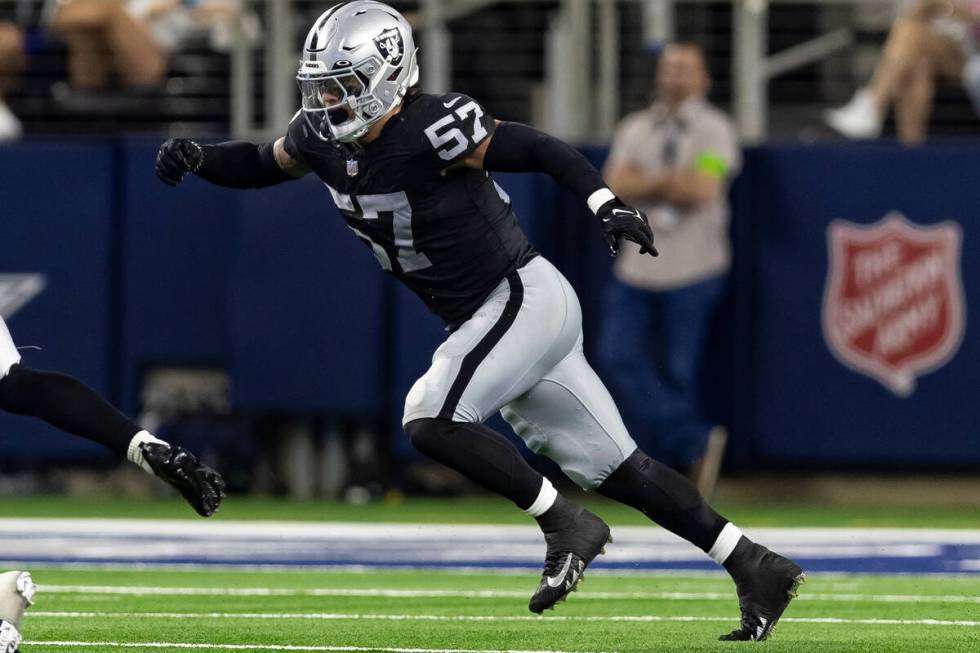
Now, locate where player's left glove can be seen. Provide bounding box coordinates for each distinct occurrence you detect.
[597,199,658,257]
[155,138,204,186]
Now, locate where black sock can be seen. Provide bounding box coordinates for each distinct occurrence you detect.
[0,364,141,456]
[722,536,756,577]
[534,494,581,533]
[405,417,543,510]
[598,448,727,552]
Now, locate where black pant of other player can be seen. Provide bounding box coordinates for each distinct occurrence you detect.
[0,315,224,517]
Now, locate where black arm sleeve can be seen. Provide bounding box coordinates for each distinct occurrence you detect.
[482,122,606,203]
[195,141,297,189]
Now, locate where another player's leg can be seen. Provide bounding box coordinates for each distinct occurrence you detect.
[0,319,224,516]
[403,258,610,613]
[503,339,804,640]
[0,570,35,653]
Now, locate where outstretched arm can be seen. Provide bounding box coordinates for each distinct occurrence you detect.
[461,121,657,257]
[156,137,309,188]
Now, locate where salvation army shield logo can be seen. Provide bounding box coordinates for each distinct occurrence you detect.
[822,212,965,396]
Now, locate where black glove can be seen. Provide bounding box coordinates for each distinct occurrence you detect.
[597,199,658,257]
[156,138,204,186]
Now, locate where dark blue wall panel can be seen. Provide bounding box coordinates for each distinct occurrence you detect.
[738,143,980,466]
[227,177,386,414]
[0,142,116,463]
[118,139,239,411]
[1,139,977,468]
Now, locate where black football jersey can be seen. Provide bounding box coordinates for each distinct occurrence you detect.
[283,92,536,327]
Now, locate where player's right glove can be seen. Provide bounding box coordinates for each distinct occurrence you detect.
[597,199,658,257]
[156,138,204,186]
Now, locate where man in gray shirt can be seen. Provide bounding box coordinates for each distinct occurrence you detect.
[598,42,740,485]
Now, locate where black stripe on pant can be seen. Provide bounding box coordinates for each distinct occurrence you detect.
[438,271,525,421]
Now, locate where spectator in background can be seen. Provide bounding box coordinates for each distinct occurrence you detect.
[826,0,980,144]
[0,17,26,140]
[48,0,248,92]
[597,43,739,492]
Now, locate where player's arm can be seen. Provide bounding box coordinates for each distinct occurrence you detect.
[155,138,309,188]
[605,159,724,210]
[462,121,657,257]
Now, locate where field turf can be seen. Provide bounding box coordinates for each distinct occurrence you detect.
[5,496,980,652]
[21,566,980,653]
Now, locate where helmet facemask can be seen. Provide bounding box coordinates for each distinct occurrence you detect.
[297,2,420,144]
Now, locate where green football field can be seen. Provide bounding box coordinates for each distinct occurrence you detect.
[5,496,980,652]
[20,566,980,653]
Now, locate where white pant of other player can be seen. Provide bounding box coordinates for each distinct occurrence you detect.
[0,316,20,381]
[404,256,637,489]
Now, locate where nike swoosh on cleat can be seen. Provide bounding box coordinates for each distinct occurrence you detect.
[545,554,574,588]
[443,97,462,108]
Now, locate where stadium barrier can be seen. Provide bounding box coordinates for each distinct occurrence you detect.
[0,139,976,468]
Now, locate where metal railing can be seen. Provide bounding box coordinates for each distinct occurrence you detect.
[12,1,966,143]
[232,0,898,143]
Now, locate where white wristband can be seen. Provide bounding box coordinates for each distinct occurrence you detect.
[127,430,168,473]
[587,188,616,215]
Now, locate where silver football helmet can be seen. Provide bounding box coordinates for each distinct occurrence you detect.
[297,1,420,143]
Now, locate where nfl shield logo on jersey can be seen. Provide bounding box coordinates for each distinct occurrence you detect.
[821,212,965,397]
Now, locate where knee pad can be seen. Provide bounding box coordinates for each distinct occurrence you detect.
[404,417,448,456]
[0,570,36,653]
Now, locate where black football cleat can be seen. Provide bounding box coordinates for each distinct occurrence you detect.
[141,442,226,517]
[528,499,612,614]
[720,538,805,641]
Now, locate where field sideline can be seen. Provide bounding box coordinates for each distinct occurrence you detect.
[3,497,979,652]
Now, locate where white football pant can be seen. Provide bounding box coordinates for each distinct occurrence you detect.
[404,256,637,488]
[0,317,20,380]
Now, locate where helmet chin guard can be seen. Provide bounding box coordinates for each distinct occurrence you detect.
[297,2,420,143]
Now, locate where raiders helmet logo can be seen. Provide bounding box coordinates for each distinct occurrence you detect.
[373,28,404,66]
[822,212,965,397]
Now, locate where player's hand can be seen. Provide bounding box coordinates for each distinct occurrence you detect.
[597,199,658,257]
[156,138,204,186]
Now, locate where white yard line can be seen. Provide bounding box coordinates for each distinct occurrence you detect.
[23,642,608,653]
[24,613,980,628]
[37,584,980,604]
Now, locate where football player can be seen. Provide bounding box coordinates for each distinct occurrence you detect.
[0,315,225,517]
[155,1,802,639]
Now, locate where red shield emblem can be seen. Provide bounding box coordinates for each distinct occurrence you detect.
[822,212,965,396]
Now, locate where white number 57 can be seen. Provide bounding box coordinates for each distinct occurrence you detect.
[424,101,488,161]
